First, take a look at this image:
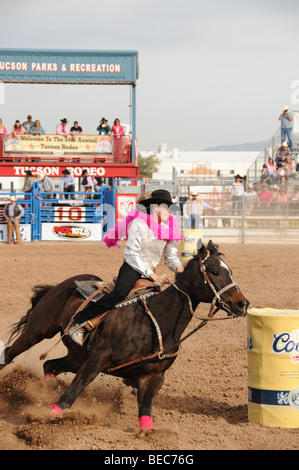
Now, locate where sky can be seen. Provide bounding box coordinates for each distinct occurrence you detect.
[0,0,299,152]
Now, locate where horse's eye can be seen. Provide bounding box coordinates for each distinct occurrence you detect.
[212,270,219,276]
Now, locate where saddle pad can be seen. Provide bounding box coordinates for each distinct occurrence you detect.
[74,280,159,307]
[74,280,109,302]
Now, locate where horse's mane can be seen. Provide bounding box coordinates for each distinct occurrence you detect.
[175,240,223,281]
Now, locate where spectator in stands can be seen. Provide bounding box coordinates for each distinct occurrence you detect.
[3,195,24,245]
[97,118,111,135]
[0,118,7,134]
[11,120,24,135]
[22,170,34,194]
[266,157,276,177]
[276,142,291,167]
[244,183,257,215]
[70,121,83,135]
[279,106,293,150]
[22,115,34,134]
[183,192,203,229]
[231,174,244,213]
[277,187,288,213]
[275,163,285,183]
[284,156,296,180]
[111,118,125,161]
[257,184,272,214]
[279,175,289,192]
[261,164,272,184]
[269,185,279,211]
[111,118,124,136]
[37,172,54,198]
[56,118,69,136]
[61,169,75,199]
[29,120,45,136]
[81,169,99,194]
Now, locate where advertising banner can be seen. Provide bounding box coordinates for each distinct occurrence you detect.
[115,193,138,224]
[0,223,31,242]
[0,49,138,84]
[41,223,102,241]
[4,134,113,155]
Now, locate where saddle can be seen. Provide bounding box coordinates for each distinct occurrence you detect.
[75,278,160,302]
[74,278,161,332]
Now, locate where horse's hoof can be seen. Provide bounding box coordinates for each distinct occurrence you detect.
[44,373,57,380]
[139,415,154,430]
[50,404,63,417]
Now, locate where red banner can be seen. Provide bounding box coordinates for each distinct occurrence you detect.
[0,163,139,178]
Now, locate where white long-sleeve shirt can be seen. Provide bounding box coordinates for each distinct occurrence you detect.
[123,218,182,278]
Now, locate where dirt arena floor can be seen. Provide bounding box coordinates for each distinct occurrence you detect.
[0,240,298,451]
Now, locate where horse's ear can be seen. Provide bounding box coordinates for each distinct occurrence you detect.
[197,239,207,258]
[207,239,215,252]
[207,239,219,255]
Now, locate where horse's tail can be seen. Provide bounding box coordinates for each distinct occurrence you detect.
[8,284,54,344]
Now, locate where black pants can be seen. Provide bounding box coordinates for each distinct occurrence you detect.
[74,262,142,324]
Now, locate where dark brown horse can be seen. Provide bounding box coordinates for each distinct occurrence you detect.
[1,240,249,430]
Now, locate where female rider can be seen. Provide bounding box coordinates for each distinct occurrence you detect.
[69,189,184,346]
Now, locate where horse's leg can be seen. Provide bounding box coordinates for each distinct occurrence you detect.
[51,348,111,414]
[2,328,47,368]
[43,347,86,378]
[136,372,165,430]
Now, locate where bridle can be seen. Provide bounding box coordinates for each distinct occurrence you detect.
[198,250,239,317]
[173,250,240,319]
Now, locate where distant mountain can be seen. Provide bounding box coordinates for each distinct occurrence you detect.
[203,141,267,151]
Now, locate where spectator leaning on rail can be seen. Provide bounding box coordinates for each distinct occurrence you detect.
[29,120,45,136]
[22,115,34,134]
[37,172,54,198]
[231,174,244,213]
[0,118,7,134]
[279,106,293,150]
[244,183,257,215]
[97,117,111,135]
[70,121,83,135]
[11,120,24,136]
[22,170,34,194]
[3,196,24,245]
[183,192,203,229]
[61,169,75,199]
[56,118,70,136]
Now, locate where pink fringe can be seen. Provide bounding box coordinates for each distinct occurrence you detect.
[103,210,183,249]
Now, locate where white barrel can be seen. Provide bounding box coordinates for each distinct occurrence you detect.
[247,308,299,428]
[180,229,203,258]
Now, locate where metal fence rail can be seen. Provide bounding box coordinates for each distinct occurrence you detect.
[0,182,113,242]
[198,197,299,243]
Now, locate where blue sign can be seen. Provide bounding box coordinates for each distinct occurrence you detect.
[0,48,138,84]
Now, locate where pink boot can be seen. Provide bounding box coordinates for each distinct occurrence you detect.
[139,415,154,430]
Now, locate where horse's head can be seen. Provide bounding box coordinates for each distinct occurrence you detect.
[181,240,249,318]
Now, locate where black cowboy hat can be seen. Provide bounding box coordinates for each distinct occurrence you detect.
[61,118,68,123]
[141,190,173,207]
[62,169,70,175]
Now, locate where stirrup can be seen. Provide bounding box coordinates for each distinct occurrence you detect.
[68,323,87,346]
